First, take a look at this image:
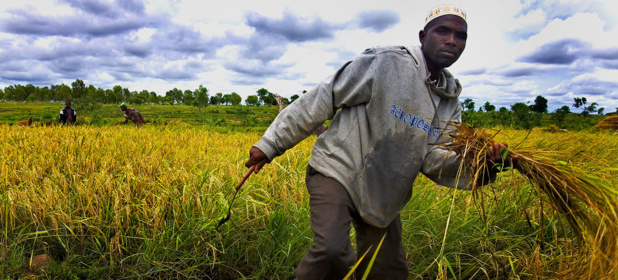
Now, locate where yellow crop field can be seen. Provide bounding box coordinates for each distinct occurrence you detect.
[1,125,616,279]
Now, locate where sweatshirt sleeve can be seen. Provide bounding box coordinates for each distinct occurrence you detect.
[254,48,379,160]
[420,103,474,189]
[59,109,66,123]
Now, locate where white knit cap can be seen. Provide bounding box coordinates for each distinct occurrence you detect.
[425,4,466,26]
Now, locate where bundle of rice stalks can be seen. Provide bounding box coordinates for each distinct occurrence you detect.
[594,115,618,130]
[445,123,618,279]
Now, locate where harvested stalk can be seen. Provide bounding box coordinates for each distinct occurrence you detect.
[444,123,618,279]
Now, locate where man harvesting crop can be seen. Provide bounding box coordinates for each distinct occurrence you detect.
[244,4,517,279]
[120,103,145,125]
[59,100,77,125]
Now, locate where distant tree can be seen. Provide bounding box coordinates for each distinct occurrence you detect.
[223,94,232,105]
[41,86,55,101]
[572,97,587,113]
[0,88,5,101]
[511,102,529,114]
[551,105,571,126]
[195,85,209,109]
[245,95,259,106]
[148,91,159,104]
[57,84,72,101]
[584,102,598,116]
[170,88,183,104]
[194,85,209,108]
[25,86,40,101]
[26,92,38,102]
[230,92,242,106]
[71,79,86,99]
[529,95,548,113]
[290,94,300,102]
[183,89,194,105]
[164,95,174,105]
[556,105,571,114]
[93,87,105,102]
[136,90,149,102]
[482,101,495,112]
[122,88,132,102]
[104,89,114,103]
[216,93,224,105]
[598,107,605,115]
[209,92,223,105]
[461,98,475,112]
[496,107,512,126]
[113,85,124,103]
[13,85,27,101]
[511,102,533,128]
[257,88,268,105]
[24,84,36,100]
[257,88,276,106]
[3,86,13,101]
[165,89,176,105]
[128,95,144,105]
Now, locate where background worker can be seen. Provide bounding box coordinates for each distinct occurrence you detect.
[244,4,516,279]
[59,100,76,125]
[120,103,145,125]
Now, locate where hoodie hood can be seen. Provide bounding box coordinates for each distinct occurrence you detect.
[405,45,462,99]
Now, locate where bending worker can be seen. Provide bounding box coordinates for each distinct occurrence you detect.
[244,4,517,279]
[120,103,145,125]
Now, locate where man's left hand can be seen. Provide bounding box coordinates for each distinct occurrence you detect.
[487,142,519,172]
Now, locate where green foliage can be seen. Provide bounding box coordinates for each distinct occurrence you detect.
[573,97,587,111]
[71,79,86,99]
[530,95,548,113]
[229,92,242,106]
[482,101,495,112]
[461,98,475,112]
[195,85,209,109]
[257,88,277,106]
[245,95,259,106]
[0,102,280,129]
[551,106,571,126]
[290,94,300,103]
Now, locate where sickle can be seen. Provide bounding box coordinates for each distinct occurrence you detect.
[217,165,256,230]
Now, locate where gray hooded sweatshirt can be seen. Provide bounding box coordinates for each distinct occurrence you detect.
[254,45,470,228]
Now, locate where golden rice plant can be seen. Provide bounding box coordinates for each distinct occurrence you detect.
[594,115,618,130]
[444,123,618,279]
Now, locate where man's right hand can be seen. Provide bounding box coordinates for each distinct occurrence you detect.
[244,147,270,174]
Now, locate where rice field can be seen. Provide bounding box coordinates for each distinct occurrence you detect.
[0,124,616,279]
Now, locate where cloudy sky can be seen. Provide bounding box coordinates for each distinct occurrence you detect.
[1,0,617,112]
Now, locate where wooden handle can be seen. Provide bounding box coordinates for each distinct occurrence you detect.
[236,165,255,190]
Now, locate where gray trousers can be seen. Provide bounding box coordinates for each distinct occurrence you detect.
[295,165,408,280]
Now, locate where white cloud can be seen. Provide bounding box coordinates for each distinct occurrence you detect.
[515,13,606,56]
[1,0,617,112]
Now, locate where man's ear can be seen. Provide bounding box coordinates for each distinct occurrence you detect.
[419,30,426,44]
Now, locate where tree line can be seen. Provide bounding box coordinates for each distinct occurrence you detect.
[0,80,611,130]
[460,95,611,130]
[0,80,298,108]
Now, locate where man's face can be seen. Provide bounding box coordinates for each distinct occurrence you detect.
[419,15,468,70]
[65,101,71,108]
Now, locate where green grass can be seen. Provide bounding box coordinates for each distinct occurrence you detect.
[0,102,279,131]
